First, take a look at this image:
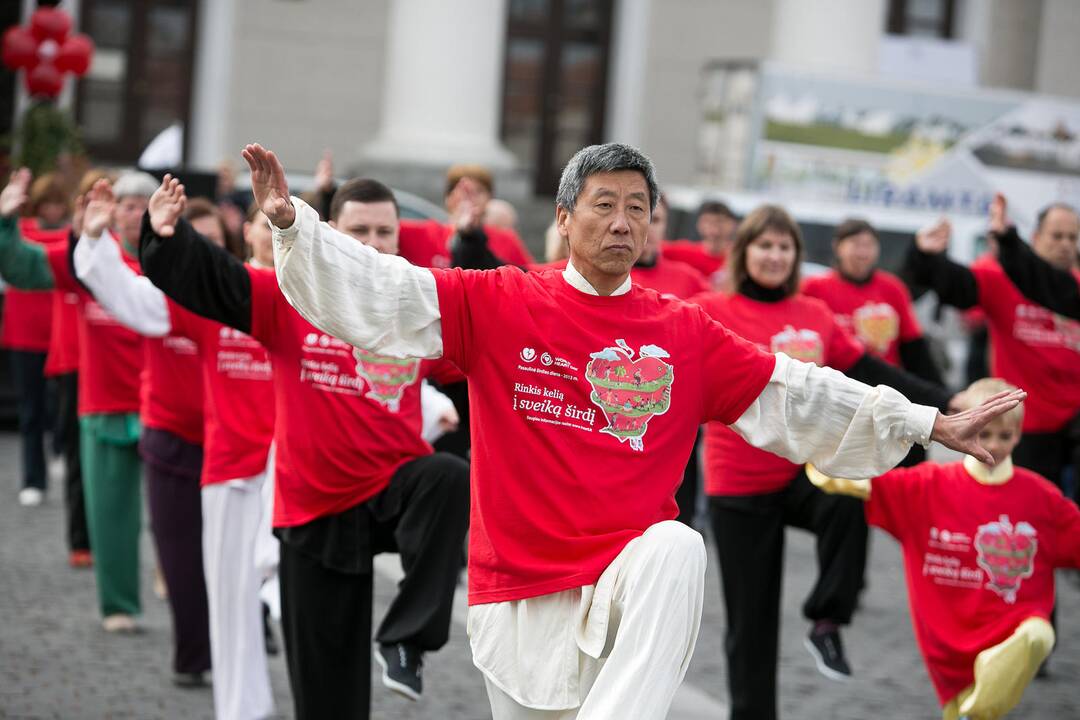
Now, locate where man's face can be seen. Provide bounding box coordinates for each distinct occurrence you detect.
[1033,207,1080,270]
[834,231,879,281]
[331,200,399,255]
[641,201,667,264]
[244,211,275,267]
[190,215,226,249]
[114,195,149,245]
[976,415,1022,467]
[697,212,736,255]
[557,170,650,281]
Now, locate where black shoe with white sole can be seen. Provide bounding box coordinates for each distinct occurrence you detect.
[804,627,852,681]
[375,642,423,701]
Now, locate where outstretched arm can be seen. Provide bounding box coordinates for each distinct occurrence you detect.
[731,353,1023,478]
[73,178,170,337]
[244,143,444,358]
[0,168,56,290]
[139,174,253,333]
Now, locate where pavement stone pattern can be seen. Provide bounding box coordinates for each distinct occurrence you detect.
[2,431,1078,718]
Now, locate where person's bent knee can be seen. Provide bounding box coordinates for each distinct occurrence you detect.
[642,520,706,561]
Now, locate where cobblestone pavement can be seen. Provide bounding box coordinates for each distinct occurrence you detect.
[2,432,1078,718]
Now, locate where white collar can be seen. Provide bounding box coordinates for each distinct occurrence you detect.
[963,455,1014,485]
[562,260,632,297]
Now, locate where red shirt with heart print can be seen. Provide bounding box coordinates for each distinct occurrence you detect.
[432,266,776,604]
[247,267,459,526]
[801,269,922,366]
[867,462,1080,705]
[693,291,865,496]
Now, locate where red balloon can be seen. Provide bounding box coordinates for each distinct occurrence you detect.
[55,34,93,75]
[2,26,39,70]
[25,61,63,98]
[29,8,72,44]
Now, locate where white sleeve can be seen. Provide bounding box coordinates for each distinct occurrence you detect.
[272,197,443,359]
[73,229,171,337]
[420,380,456,444]
[731,352,938,479]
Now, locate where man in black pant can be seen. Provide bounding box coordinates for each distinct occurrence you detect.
[139,175,470,719]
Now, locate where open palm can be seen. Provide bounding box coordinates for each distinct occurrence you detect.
[0,168,32,217]
[83,179,116,239]
[148,174,187,237]
[242,143,294,228]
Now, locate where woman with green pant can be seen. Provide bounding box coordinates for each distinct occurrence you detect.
[0,168,151,631]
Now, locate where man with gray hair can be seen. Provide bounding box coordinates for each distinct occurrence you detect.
[245,141,1023,718]
[0,169,157,633]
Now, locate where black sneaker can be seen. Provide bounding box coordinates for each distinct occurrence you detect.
[374,642,423,701]
[262,602,279,656]
[804,627,852,681]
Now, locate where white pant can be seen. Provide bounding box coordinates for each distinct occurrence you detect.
[476,521,707,719]
[202,469,275,720]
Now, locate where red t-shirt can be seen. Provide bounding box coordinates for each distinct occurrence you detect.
[140,334,204,445]
[402,219,535,267]
[662,240,727,289]
[44,289,80,377]
[694,291,865,496]
[801,270,922,366]
[867,462,1080,705]
[972,257,1080,433]
[247,267,445,526]
[632,257,710,300]
[1,219,67,351]
[45,241,143,416]
[432,267,775,604]
[169,302,275,485]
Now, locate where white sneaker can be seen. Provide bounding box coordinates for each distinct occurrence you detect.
[18,487,43,506]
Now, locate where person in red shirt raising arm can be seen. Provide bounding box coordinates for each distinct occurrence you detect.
[905,202,1080,500]
[249,140,1022,720]
[136,174,469,720]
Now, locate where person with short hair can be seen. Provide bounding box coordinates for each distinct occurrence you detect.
[693,204,953,720]
[663,199,738,288]
[252,140,1020,719]
[0,169,155,633]
[809,377,1077,720]
[138,170,470,720]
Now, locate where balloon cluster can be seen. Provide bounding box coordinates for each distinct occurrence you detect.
[2,8,95,99]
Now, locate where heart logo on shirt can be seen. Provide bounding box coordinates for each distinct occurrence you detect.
[853,302,899,355]
[974,515,1038,604]
[585,339,674,452]
[353,348,421,413]
[520,347,537,362]
[770,325,824,365]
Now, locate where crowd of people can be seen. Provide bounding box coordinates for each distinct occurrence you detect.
[1,138,1077,720]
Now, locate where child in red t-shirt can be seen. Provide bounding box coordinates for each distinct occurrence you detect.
[810,377,1079,719]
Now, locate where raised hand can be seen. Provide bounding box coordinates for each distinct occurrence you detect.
[988,192,1009,236]
[83,179,116,239]
[148,174,187,238]
[915,217,952,255]
[241,143,294,229]
[449,177,485,233]
[314,149,334,194]
[0,168,32,217]
[929,389,1027,465]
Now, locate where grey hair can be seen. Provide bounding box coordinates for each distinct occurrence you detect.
[112,171,159,199]
[555,143,659,213]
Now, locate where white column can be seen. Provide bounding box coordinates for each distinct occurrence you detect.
[363,0,515,169]
[188,0,238,169]
[769,0,886,76]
